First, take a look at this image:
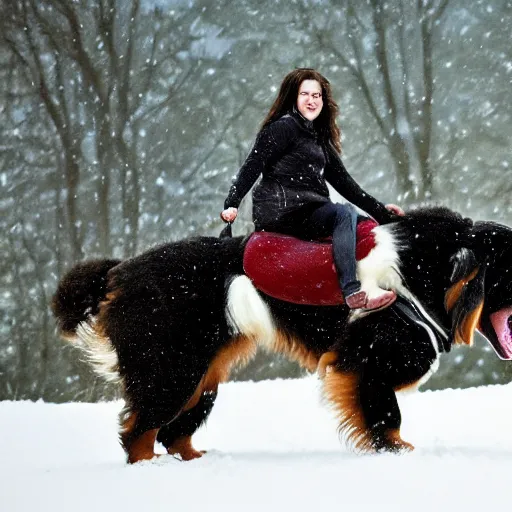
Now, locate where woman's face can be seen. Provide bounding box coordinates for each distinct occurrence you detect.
[296,79,323,121]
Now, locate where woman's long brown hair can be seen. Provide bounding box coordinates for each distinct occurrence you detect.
[261,68,342,153]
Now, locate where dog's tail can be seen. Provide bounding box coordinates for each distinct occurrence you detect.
[52,259,121,339]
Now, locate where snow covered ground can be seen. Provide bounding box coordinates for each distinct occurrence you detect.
[2,377,512,512]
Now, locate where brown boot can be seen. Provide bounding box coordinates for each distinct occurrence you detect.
[345,289,397,311]
[365,290,396,311]
[345,290,367,309]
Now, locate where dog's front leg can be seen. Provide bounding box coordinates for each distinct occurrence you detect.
[322,363,413,453]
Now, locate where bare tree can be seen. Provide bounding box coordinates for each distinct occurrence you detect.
[1,0,210,258]
[290,0,450,201]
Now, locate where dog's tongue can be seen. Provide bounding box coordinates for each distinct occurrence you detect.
[490,307,512,360]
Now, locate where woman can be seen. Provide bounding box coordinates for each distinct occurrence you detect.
[221,68,403,310]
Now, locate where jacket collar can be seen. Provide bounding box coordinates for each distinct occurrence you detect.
[290,106,316,133]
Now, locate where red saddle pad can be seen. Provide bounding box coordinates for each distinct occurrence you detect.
[243,219,378,306]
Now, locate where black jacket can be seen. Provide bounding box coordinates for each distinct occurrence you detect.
[224,110,390,232]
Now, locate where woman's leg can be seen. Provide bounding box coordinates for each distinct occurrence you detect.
[305,203,360,296]
[304,202,395,309]
[330,203,361,297]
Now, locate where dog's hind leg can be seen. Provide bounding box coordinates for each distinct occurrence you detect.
[118,364,207,464]
[156,391,217,460]
[119,385,202,464]
[119,407,162,463]
[155,333,258,461]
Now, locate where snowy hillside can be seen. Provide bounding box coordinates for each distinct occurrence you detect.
[2,377,512,512]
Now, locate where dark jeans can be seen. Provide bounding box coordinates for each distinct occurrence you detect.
[301,202,361,297]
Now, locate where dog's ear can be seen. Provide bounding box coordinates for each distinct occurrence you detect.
[449,248,478,284]
[445,249,486,346]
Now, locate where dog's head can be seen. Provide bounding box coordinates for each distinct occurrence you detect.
[445,221,512,360]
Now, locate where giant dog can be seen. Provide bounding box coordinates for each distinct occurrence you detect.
[52,207,512,463]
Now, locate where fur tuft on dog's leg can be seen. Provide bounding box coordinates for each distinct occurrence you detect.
[322,369,374,452]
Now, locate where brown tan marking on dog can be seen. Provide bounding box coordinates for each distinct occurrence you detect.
[94,287,122,338]
[119,411,159,463]
[166,436,206,461]
[385,428,414,452]
[317,351,338,378]
[453,299,484,346]
[322,370,372,451]
[202,335,258,393]
[271,330,319,372]
[126,429,160,464]
[445,268,479,312]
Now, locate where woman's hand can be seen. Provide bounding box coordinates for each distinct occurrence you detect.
[221,207,238,222]
[385,204,405,216]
